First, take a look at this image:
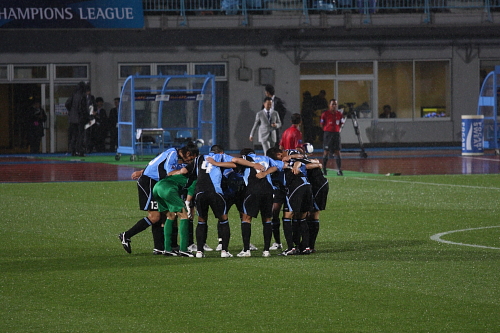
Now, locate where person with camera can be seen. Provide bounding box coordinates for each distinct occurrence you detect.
[320,99,345,176]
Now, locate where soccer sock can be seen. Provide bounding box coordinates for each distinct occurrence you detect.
[171,219,179,248]
[263,221,273,251]
[308,219,320,250]
[179,218,189,252]
[335,156,342,170]
[219,220,230,251]
[188,219,194,245]
[126,217,151,238]
[272,217,281,244]
[282,218,294,250]
[196,222,207,252]
[241,221,251,252]
[322,156,328,170]
[299,218,310,249]
[151,222,165,251]
[163,219,174,251]
[292,219,301,249]
[217,222,223,246]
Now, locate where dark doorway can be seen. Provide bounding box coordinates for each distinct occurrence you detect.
[0,84,42,153]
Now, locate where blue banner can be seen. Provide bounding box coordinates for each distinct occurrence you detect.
[0,0,144,29]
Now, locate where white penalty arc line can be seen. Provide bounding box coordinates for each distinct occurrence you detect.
[351,177,500,191]
[430,226,500,250]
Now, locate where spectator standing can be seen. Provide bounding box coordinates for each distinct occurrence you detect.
[320,99,346,176]
[108,97,119,151]
[249,97,282,153]
[93,97,108,152]
[311,90,328,112]
[65,81,89,157]
[301,91,315,144]
[26,100,47,154]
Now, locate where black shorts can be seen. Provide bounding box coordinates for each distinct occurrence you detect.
[137,175,158,211]
[242,191,273,219]
[323,131,341,151]
[225,190,245,213]
[272,187,286,205]
[195,191,228,219]
[286,183,314,213]
[312,181,329,211]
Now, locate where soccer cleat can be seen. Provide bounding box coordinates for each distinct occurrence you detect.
[337,170,343,176]
[118,232,131,254]
[153,249,164,255]
[302,247,312,255]
[177,250,195,257]
[221,250,233,258]
[279,248,297,256]
[195,251,205,258]
[215,243,222,251]
[237,250,251,257]
[187,244,197,252]
[262,251,271,257]
[203,244,214,252]
[269,243,282,250]
[163,250,178,256]
[249,243,258,251]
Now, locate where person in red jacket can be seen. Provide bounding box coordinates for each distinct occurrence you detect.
[279,113,303,151]
[320,99,345,176]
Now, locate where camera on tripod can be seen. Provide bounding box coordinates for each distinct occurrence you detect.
[343,102,356,117]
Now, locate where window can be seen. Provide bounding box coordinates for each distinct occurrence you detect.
[415,60,450,118]
[157,64,188,76]
[194,64,226,78]
[338,62,374,75]
[13,65,47,79]
[55,65,88,79]
[119,64,151,78]
[0,66,7,79]
[378,61,413,118]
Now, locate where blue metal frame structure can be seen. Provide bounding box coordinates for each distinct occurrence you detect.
[116,74,216,160]
[477,65,500,153]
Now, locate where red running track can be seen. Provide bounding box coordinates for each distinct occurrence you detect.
[0,150,499,183]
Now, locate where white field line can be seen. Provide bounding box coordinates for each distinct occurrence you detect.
[462,156,500,162]
[430,226,500,250]
[350,177,500,191]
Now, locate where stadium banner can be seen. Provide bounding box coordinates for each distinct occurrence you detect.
[0,0,144,29]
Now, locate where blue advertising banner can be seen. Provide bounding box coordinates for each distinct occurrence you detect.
[0,0,144,29]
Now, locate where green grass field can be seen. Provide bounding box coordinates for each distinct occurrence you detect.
[1,174,499,332]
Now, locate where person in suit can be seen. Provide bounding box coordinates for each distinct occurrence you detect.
[249,97,282,153]
[264,84,287,145]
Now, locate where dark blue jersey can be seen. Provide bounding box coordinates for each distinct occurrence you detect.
[194,152,235,194]
[143,148,186,181]
[242,153,282,193]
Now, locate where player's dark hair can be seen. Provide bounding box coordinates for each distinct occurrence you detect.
[265,84,275,96]
[266,147,282,160]
[291,113,302,125]
[210,144,224,153]
[180,142,199,157]
[95,97,103,103]
[239,148,254,157]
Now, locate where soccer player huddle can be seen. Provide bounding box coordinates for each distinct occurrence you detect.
[119,141,329,258]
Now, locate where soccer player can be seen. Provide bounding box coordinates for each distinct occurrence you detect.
[182,145,264,258]
[152,173,197,257]
[306,157,329,252]
[266,147,315,255]
[238,148,286,257]
[320,99,346,176]
[118,143,199,254]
